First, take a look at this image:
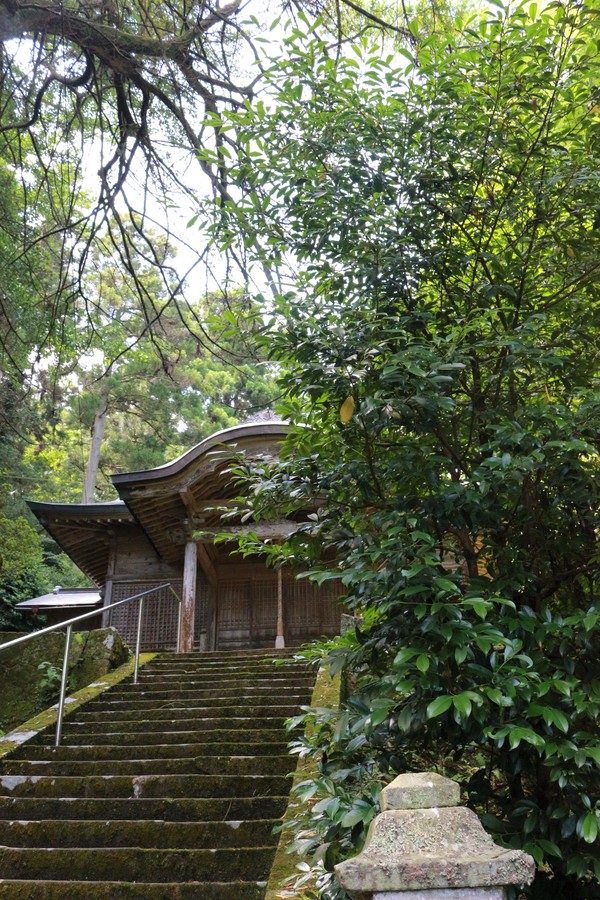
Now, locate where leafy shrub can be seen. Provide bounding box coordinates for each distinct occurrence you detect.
[207,1,600,896]
[37,661,64,707]
[283,588,600,899]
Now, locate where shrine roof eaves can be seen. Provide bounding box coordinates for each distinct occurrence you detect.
[27,500,132,521]
[111,421,289,488]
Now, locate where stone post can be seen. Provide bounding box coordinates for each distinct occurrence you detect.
[334,772,535,900]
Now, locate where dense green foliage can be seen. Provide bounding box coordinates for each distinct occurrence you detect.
[0,281,276,622]
[0,228,276,620]
[206,3,600,896]
[0,0,433,615]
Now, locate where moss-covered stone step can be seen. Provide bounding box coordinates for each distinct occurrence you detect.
[0,795,289,821]
[73,697,298,722]
[0,846,275,881]
[140,655,305,667]
[169,646,301,654]
[144,653,302,663]
[137,660,310,672]
[142,654,304,668]
[133,672,308,683]
[138,665,310,675]
[86,691,311,710]
[73,700,298,726]
[1,754,292,777]
[133,661,311,673]
[129,673,314,689]
[0,817,279,848]
[0,772,291,799]
[58,727,288,746]
[12,741,290,761]
[131,668,312,679]
[0,880,267,899]
[0,648,316,899]
[105,683,312,700]
[59,715,293,734]
[176,646,300,653]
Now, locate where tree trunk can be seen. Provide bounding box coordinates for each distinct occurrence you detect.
[81,392,108,504]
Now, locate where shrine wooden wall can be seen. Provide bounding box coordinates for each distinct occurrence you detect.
[102,525,342,651]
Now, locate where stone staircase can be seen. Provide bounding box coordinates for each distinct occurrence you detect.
[0,648,314,898]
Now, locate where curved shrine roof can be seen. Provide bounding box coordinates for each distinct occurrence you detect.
[28,421,290,584]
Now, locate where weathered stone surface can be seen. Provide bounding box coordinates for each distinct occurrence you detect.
[381,773,460,811]
[373,889,506,899]
[0,654,155,760]
[335,806,535,893]
[0,627,129,735]
[70,627,129,687]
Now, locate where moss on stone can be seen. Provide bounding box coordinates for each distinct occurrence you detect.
[265,664,342,900]
[0,653,156,760]
[0,627,131,736]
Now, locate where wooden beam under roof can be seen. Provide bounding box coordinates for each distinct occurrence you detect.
[194,520,308,543]
[197,544,217,588]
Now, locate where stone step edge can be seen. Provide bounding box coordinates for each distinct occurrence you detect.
[0,815,280,827]
[52,730,290,745]
[0,758,293,776]
[13,742,290,759]
[0,795,290,820]
[0,845,275,881]
[68,707,303,722]
[3,753,292,764]
[0,879,267,897]
[59,718,297,732]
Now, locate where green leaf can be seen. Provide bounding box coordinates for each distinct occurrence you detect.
[427,695,453,718]
[486,688,504,706]
[508,727,544,750]
[453,693,472,717]
[455,645,468,665]
[433,577,461,595]
[536,839,562,859]
[548,709,570,734]
[341,808,367,828]
[582,812,598,844]
[586,746,600,766]
[464,599,489,619]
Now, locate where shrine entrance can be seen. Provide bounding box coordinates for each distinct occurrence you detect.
[29,421,343,653]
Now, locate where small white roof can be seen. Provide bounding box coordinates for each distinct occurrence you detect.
[17,589,102,610]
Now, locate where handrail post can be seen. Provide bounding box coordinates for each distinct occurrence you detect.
[134,596,145,684]
[0,582,176,744]
[55,623,72,747]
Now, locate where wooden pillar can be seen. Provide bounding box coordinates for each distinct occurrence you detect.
[179,541,197,653]
[212,585,219,650]
[196,544,217,652]
[101,537,116,628]
[275,566,285,649]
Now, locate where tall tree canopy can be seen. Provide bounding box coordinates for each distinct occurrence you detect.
[204,2,600,897]
[0,0,421,363]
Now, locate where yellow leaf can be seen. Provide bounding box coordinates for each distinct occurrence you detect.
[567,246,575,258]
[340,395,355,424]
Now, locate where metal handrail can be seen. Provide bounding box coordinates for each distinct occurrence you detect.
[0,583,181,746]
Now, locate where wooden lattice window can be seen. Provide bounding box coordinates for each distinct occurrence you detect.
[107,580,197,651]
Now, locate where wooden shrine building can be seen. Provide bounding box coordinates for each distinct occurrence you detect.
[28,422,341,652]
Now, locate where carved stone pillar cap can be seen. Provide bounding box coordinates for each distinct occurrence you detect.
[381,772,460,811]
[334,773,536,896]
